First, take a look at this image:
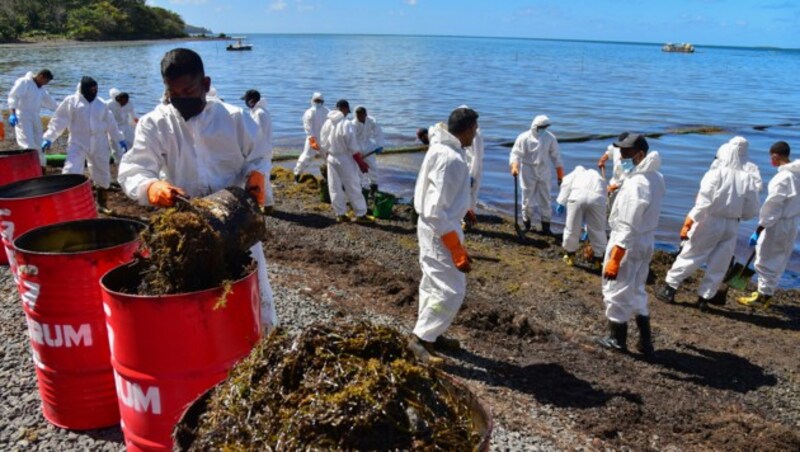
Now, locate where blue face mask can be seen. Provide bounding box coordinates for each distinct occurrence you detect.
[620,158,636,173]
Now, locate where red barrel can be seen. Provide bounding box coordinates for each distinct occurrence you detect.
[0,174,96,270]
[13,218,146,429]
[0,149,44,264]
[101,262,262,451]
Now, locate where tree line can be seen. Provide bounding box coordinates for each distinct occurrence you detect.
[0,0,187,42]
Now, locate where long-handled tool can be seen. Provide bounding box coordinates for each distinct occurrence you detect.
[513,174,525,240]
[724,249,757,290]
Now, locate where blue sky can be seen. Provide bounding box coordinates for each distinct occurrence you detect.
[149,0,800,48]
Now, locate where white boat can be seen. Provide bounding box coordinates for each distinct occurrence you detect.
[662,42,695,53]
[226,37,253,51]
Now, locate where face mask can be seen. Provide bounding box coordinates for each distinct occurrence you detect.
[171,97,205,121]
[80,77,98,103]
[620,158,636,173]
[314,101,323,108]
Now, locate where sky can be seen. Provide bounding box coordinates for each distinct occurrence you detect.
[148,0,800,49]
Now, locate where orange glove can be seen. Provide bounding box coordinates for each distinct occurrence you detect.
[680,216,694,240]
[510,162,520,177]
[603,245,626,280]
[246,171,266,206]
[309,136,320,151]
[556,166,564,185]
[441,231,471,273]
[147,181,185,207]
[607,184,619,194]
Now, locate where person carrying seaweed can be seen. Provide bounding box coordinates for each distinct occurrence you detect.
[118,48,277,329]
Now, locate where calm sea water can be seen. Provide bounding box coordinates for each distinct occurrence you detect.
[1,34,798,287]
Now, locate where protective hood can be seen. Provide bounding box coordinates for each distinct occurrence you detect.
[715,136,748,170]
[25,71,36,80]
[252,98,268,110]
[327,109,345,125]
[631,151,661,174]
[78,77,98,102]
[436,127,464,151]
[427,122,447,146]
[781,159,800,175]
[109,88,121,100]
[311,92,324,104]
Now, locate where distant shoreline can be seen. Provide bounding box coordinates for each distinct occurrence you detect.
[0,36,228,49]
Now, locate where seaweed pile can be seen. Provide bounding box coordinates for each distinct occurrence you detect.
[175,322,483,450]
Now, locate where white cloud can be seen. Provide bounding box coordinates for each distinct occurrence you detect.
[405,0,418,5]
[295,0,318,13]
[269,0,287,11]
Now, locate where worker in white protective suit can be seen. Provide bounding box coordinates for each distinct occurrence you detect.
[597,133,664,356]
[408,107,479,366]
[597,144,626,215]
[319,99,374,223]
[657,137,761,308]
[242,89,274,213]
[43,77,125,211]
[105,88,137,164]
[509,115,564,235]
[118,48,277,330]
[738,141,800,308]
[353,105,385,198]
[555,165,608,268]
[7,69,58,169]
[293,92,329,182]
[464,127,484,229]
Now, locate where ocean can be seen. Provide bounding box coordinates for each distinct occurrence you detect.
[1,34,798,287]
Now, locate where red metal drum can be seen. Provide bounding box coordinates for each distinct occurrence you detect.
[0,149,43,264]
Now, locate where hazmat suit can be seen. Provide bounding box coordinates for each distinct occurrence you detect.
[44,82,124,189]
[353,111,385,188]
[249,99,274,208]
[753,159,800,296]
[465,128,484,212]
[294,93,329,177]
[105,88,136,163]
[510,116,563,227]
[118,98,277,329]
[7,71,58,164]
[412,126,471,342]
[602,151,665,323]
[557,166,608,258]
[664,137,761,300]
[320,110,368,217]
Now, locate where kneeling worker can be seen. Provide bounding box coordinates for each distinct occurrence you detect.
[556,165,608,268]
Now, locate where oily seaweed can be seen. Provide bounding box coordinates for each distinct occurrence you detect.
[135,199,252,295]
[178,322,482,451]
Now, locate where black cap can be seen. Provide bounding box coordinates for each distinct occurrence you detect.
[241,89,260,102]
[614,132,649,152]
[335,99,350,110]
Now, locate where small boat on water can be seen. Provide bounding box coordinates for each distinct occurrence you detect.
[226,37,253,51]
[662,42,695,53]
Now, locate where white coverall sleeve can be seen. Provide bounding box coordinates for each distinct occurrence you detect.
[7,78,25,110]
[424,155,465,237]
[556,171,576,205]
[549,137,563,169]
[118,116,164,205]
[740,176,761,221]
[611,183,651,250]
[510,135,525,166]
[240,111,271,177]
[345,122,360,155]
[302,109,314,137]
[43,99,72,142]
[104,109,125,143]
[687,170,719,223]
[372,120,385,149]
[759,177,789,229]
[41,90,58,111]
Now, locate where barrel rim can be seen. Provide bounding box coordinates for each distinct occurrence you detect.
[0,148,38,157]
[0,174,90,200]
[100,258,258,300]
[13,218,147,256]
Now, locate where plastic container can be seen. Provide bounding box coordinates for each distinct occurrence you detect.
[0,174,96,269]
[372,192,396,219]
[13,218,146,430]
[101,260,262,451]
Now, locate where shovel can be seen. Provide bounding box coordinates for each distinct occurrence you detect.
[723,250,756,290]
[513,174,525,240]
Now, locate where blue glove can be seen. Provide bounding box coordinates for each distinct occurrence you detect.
[9,113,18,127]
[41,139,52,151]
[555,204,565,215]
[373,146,384,154]
[749,231,759,247]
[581,229,589,242]
[119,141,128,153]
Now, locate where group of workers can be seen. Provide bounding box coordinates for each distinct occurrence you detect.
[5,51,799,365]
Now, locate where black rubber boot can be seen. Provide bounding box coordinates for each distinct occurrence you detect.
[434,335,461,352]
[407,335,443,366]
[597,321,627,352]
[370,183,378,198]
[95,188,111,215]
[656,284,676,304]
[635,315,654,356]
[362,187,371,205]
[708,287,728,306]
[541,221,552,236]
[522,218,531,232]
[696,296,711,312]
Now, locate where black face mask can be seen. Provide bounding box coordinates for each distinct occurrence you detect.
[80,76,97,103]
[170,97,205,121]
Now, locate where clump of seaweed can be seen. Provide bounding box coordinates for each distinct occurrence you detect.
[175,322,483,451]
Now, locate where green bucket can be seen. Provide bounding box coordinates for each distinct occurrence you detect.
[372,192,395,219]
[46,153,67,167]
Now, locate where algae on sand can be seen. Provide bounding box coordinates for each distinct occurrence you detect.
[175,322,484,451]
